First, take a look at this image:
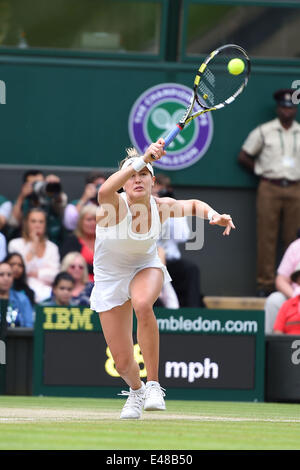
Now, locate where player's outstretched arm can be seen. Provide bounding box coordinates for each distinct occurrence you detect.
[156,197,235,236]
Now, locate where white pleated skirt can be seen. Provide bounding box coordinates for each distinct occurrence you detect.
[90,261,171,313]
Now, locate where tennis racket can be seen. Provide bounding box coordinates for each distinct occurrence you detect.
[153,43,250,154]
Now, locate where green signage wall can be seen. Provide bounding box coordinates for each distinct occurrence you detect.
[0,54,299,188]
[33,306,265,401]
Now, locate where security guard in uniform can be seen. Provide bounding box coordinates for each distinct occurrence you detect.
[238,88,300,297]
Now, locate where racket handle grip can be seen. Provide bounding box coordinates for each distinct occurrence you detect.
[151,125,182,160]
[164,125,182,148]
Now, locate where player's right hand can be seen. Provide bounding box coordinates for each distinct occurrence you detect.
[143,138,166,163]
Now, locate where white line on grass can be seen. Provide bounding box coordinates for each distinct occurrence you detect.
[1,408,300,423]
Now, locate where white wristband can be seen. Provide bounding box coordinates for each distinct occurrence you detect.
[132,157,147,172]
[207,209,217,221]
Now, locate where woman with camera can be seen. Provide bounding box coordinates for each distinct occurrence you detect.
[9,171,67,245]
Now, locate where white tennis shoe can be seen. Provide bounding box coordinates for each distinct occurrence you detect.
[119,382,146,419]
[144,381,166,411]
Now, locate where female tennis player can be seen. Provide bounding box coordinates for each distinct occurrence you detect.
[90,138,235,419]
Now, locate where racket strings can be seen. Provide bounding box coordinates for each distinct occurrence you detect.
[197,47,249,108]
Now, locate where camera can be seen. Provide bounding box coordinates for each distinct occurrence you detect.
[32,180,62,197]
[31,180,62,209]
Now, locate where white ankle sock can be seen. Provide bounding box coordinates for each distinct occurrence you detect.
[130,382,145,393]
[146,380,159,386]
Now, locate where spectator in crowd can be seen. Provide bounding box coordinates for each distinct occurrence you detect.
[4,252,35,306]
[238,88,300,297]
[7,208,60,303]
[60,252,93,306]
[0,261,34,327]
[9,169,44,235]
[156,245,179,309]
[153,174,205,308]
[0,232,6,262]
[0,194,13,233]
[9,170,67,245]
[60,205,97,282]
[273,262,300,335]
[152,173,173,198]
[41,272,76,306]
[264,236,300,334]
[63,171,106,232]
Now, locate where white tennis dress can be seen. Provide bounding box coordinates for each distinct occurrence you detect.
[90,192,171,312]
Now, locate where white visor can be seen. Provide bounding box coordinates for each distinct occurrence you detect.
[121,157,154,176]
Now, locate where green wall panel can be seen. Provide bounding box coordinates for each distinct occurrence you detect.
[0,55,299,188]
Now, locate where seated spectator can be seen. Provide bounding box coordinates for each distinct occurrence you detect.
[154,174,205,308]
[273,262,300,335]
[8,208,60,303]
[0,261,34,327]
[264,237,300,334]
[41,272,76,306]
[63,171,106,231]
[156,245,179,309]
[4,252,35,306]
[9,170,67,245]
[158,217,205,307]
[60,205,97,282]
[153,173,174,198]
[60,252,93,306]
[0,232,6,262]
[0,194,13,233]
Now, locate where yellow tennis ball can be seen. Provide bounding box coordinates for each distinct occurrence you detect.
[228,58,245,75]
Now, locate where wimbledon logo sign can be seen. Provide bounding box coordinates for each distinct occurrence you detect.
[128,83,213,171]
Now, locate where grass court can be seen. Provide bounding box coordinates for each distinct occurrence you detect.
[0,396,300,450]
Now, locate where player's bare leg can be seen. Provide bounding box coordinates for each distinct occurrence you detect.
[99,301,145,419]
[130,267,166,410]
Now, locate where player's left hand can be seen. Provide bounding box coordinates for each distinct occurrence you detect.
[209,214,235,236]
